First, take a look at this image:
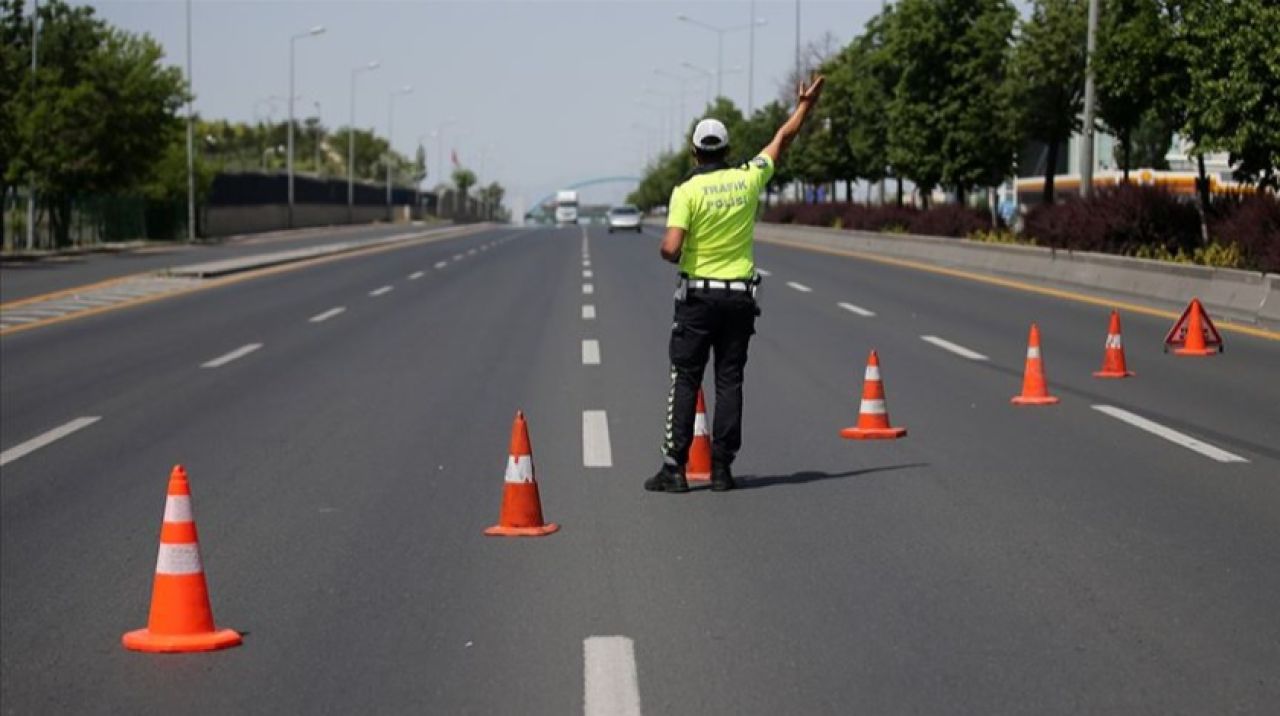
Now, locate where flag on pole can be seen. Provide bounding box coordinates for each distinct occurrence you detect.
[451,149,460,168]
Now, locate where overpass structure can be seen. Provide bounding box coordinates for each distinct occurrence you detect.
[525,176,642,221]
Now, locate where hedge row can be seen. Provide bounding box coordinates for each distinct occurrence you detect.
[761,187,1280,272]
[761,202,994,238]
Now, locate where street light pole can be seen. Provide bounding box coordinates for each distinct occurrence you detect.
[654,69,692,144]
[386,85,413,220]
[26,0,38,249]
[677,13,765,106]
[748,0,756,113]
[348,60,380,222]
[1080,0,1100,199]
[185,0,195,241]
[287,25,325,229]
[794,0,802,84]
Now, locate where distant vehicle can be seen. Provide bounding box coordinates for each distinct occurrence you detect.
[555,190,579,225]
[606,205,643,233]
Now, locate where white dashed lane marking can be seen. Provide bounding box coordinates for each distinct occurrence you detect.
[756,268,772,276]
[453,253,464,261]
[920,335,989,361]
[369,286,393,297]
[837,302,876,317]
[786,281,812,293]
[582,411,613,468]
[582,305,596,320]
[309,307,346,323]
[584,636,641,716]
[0,417,102,468]
[583,284,594,295]
[409,271,424,280]
[1092,405,1248,463]
[201,343,263,369]
[583,269,594,278]
[582,339,601,365]
[434,261,448,269]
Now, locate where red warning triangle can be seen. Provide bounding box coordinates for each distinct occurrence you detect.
[1162,298,1223,354]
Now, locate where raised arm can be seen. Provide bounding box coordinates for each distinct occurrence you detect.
[760,75,825,164]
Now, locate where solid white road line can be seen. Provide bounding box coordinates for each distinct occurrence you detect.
[309,307,346,323]
[837,301,876,317]
[1092,405,1249,463]
[582,304,596,320]
[583,283,594,295]
[434,260,448,269]
[584,636,641,716]
[582,411,613,468]
[582,339,601,365]
[409,271,424,280]
[0,417,102,468]
[201,343,263,368]
[369,286,393,297]
[583,269,594,278]
[756,268,772,276]
[786,281,812,293]
[920,335,989,361]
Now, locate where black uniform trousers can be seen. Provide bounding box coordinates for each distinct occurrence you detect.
[663,288,758,468]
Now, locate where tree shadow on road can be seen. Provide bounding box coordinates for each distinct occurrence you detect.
[735,462,929,490]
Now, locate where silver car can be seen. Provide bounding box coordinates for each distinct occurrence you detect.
[606,205,644,233]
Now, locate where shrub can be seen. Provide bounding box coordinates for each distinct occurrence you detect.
[1021,185,1202,256]
[1209,193,1280,273]
[761,203,800,224]
[906,204,995,238]
[842,204,920,232]
[791,202,849,228]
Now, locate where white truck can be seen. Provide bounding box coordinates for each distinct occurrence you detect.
[554,190,579,225]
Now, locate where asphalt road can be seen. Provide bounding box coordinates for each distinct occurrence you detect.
[2,223,1277,714]
[0,222,426,304]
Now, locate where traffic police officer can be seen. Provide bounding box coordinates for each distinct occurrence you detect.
[645,75,825,493]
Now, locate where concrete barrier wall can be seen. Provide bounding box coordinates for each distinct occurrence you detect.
[753,222,1278,328]
[205,204,411,238]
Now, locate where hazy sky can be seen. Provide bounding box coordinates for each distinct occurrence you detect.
[84,0,890,208]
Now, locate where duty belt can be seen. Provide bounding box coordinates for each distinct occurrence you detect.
[685,278,753,292]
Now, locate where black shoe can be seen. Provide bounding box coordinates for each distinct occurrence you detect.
[710,463,736,492]
[644,465,689,493]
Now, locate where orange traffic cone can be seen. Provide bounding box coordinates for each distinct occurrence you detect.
[1012,323,1060,405]
[485,411,559,537]
[686,389,712,482]
[1173,299,1220,356]
[840,350,907,439]
[123,465,241,653]
[1093,310,1135,378]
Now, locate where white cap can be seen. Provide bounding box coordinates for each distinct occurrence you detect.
[691,119,729,151]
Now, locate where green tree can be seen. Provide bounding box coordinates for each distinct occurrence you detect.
[886,0,948,206]
[1094,0,1181,181]
[1126,108,1176,170]
[939,0,1017,204]
[843,11,899,204]
[330,127,397,181]
[5,0,187,245]
[413,143,427,187]
[1180,0,1279,189]
[1,0,28,247]
[1008,0,1088,203]
[452,167,477,198]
